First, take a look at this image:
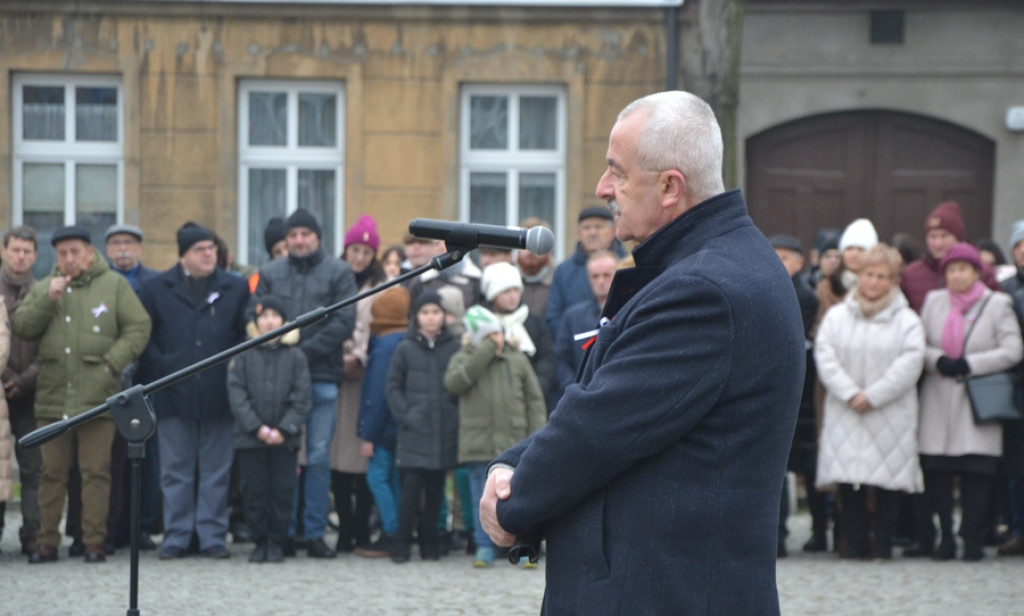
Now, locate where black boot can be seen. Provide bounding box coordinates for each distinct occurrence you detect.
[933,537,956,561]
[802,531,827,553]
[963,540,984,562]
[902,541,933,557]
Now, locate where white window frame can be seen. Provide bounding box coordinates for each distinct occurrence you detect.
[238,79,345,265]
[11,73,125,229]
[459,84,567,260]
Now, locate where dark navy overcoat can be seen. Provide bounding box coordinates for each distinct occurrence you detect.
[495,190,805,615]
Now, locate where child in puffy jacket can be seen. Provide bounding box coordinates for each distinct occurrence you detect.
[227,296,310,564]
[385,291,461,563]
[444,305,547,568]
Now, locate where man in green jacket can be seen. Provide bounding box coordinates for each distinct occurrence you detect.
[13,225,151,564]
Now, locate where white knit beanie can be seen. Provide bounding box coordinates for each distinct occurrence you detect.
[1010,221,1024,251]
[481,262,524,302]
[463,305,503,347]
[838,218,879,252]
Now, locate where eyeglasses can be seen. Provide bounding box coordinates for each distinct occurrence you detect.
[190,243,217,254]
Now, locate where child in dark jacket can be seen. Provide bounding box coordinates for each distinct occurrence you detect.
[385,291,461,563]
[354,285,409,558]
[227,297,311,563]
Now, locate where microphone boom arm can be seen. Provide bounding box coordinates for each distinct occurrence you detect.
[17,254,462,451]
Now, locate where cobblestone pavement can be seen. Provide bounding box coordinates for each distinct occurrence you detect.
[3,507,1023,615]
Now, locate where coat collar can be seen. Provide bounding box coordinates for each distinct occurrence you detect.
[162,264,235,307]
[602,189,750,319]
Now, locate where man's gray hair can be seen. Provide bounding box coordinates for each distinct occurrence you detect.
[618,91,725,203]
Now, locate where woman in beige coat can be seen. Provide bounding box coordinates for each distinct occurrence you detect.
[329,215,386,553]
[919,242,1023,561]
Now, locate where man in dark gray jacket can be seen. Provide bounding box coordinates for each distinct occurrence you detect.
[250,208,357,558]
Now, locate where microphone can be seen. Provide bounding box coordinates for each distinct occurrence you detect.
[408,219,555,255]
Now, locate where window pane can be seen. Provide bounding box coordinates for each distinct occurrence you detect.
[470,96,508,150]
[469,172,507,226]
[75,87,118,141]
[299,93,337,147]
[25,211,64,280]
[519,173,556,225]
[76,164,117,213]
[298,169,336,255]
[23,86,65,140]
[519,97,557,150]
[249,92,287,146]
[24,163,65,213]
[248,168,287,266]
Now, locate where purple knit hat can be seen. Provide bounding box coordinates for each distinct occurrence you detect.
[344,214,380,252]
[939,242,982,272]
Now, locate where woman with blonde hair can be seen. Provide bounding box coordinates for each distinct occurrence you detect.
[815,243,925,559]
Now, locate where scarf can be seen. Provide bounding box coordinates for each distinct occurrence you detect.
[497,304,536,357]
[853,286,896,320]
[941,280,986,358]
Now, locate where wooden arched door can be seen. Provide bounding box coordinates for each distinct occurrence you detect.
[745,110,995,251]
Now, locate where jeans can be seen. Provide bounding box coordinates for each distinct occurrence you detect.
[294,381,338,540]
[365,446,400,534]
[466,462,492,549]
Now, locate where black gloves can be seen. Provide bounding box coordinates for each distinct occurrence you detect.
[936,356,970,377]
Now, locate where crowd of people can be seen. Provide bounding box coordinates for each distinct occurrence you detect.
[2,173,1024,574]
[0,201,630,569]
[777,201,1024,563]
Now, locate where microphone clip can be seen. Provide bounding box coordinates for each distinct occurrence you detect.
[430,224,478,269]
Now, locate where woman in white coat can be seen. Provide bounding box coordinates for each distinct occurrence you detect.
[919,242,1023,561]
[815,244,925,559]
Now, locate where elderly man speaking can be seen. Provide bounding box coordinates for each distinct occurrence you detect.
[479,91,805,614]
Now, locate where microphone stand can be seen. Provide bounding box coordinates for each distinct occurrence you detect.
[17,242,474,616]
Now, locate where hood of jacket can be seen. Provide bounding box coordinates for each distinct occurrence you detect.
[245,320,301,345]
[50,246,110,286]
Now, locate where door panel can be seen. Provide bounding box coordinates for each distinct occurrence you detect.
[746,110,995,252]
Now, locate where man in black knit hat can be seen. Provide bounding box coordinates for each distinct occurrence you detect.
[250,208,357,558]
[139,222,251,560]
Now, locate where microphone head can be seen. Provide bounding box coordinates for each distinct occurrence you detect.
[524,225,555,255]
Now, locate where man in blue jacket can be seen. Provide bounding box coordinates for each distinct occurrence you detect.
[544,206,626,337]
[140,223,250,560]
[480,91,805,614]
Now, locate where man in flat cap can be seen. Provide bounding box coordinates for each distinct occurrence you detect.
[103,223,161,551]
[768,234,820,558]
[105,224,159,294]
[139,222,250,560]
[13,225,152,564]
[544,206,627,337]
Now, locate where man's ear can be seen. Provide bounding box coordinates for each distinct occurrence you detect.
[660,169,686,209]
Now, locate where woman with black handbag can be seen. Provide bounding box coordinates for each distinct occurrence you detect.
[919,242,1024,561]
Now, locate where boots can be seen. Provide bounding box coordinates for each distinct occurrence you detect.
[802,530,827,553]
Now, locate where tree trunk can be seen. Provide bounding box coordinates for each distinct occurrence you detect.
[678,0,745,190]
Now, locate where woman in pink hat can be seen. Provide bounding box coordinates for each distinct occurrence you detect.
[328,214,387,553]
[918,242,1023,561]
